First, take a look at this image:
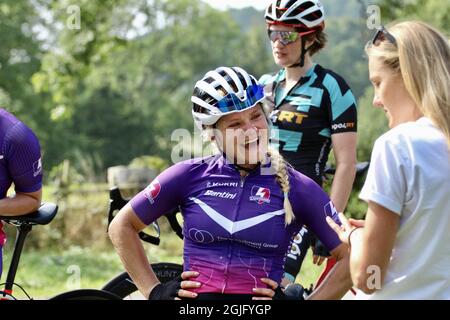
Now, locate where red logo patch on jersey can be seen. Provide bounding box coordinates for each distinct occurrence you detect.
[143,179,161,204]
[249,186,271,204]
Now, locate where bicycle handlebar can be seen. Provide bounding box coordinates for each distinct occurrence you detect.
[107,187,183,246]
[164,207,184,240]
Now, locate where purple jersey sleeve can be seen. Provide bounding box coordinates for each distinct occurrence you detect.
[130,161,190,226]
[0,245,3,278]
[288,168,342,252]
[5,122,43,193]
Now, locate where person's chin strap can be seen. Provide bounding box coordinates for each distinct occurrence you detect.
[288,39,314,68]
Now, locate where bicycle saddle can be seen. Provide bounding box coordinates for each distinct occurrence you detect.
[0,202,58,225]
[355,161,370,175]
[324,161,370,176]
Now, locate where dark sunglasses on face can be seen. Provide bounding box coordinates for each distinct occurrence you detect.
[267,29,317,46]
[369,25,397,47]
[267,30,300,45]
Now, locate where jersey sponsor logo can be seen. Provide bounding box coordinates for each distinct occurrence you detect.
[204,190,237,200]
[331,122,355,130]
[287,227,308,260]
[189,197,284,234]
[217,236,279,250]
[324,201,340,224]
[143,179,161,204]
[206,181,239,188]
[188,228,214,243]
[249,186,271,204]
[33,158,42,177]
[277,111,308,125]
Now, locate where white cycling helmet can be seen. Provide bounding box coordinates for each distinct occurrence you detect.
[265,0,325,30]
[191,67,268,128]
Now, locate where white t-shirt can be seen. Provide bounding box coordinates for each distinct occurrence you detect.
[356,117,450,300]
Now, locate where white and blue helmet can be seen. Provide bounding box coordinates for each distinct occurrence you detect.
[191,67,268,127]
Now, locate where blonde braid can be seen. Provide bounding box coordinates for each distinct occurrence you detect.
[268,147,295,225]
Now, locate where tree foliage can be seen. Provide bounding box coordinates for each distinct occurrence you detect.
[377,0,449,31]
[29,0,266,170]
[2,0,446,178]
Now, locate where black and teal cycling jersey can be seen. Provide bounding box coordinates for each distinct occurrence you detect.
[260,64,357,185]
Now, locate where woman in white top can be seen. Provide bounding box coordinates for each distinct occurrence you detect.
[327,21,450,299]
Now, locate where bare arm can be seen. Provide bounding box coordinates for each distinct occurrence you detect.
[347,202,399,293]
[326,203,399,294]
[0,189,42,216]
[330,132,357,212]
[108,203,160,299]
[307,242,352,300]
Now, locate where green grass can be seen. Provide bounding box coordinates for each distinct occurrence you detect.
[1,245,124,299]
[297,252,325,290]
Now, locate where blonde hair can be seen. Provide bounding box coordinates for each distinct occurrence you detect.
[366,21,450,150]
[267,147,295,225]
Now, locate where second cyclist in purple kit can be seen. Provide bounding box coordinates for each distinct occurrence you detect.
[0,108,43,279]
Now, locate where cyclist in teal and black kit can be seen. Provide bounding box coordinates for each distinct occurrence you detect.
[0,108,43,279]
[260,0,358,286]
[109,66,352,300]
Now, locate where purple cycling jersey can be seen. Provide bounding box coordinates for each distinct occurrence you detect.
[130,154,341,294]
[0,109,43,276]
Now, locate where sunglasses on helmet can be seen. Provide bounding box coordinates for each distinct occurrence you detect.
[215,84,265,113]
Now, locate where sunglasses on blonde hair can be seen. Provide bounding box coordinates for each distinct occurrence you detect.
[369,25,397,47]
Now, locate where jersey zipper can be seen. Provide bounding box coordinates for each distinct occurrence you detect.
[240,174,247,188]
